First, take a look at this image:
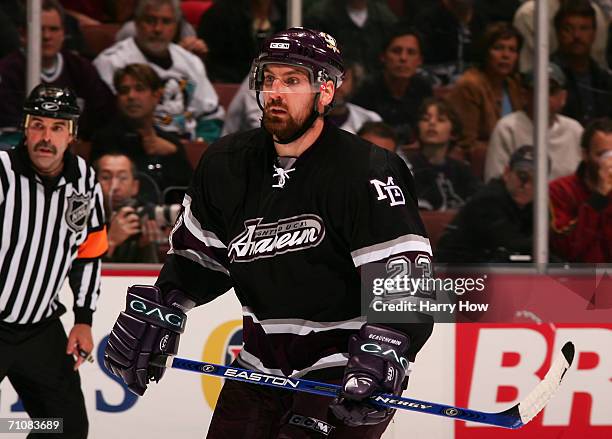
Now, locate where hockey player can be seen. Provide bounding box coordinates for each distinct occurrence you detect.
[104,28,434,438]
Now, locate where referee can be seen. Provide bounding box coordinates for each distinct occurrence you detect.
[0,85,107,438]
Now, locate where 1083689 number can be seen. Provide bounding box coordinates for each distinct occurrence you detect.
[0,418,63,433]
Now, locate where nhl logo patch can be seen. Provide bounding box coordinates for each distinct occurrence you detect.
[65,193,90,232]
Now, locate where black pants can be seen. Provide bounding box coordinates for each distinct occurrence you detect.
[0,319,88,439]
[207,377,394,438]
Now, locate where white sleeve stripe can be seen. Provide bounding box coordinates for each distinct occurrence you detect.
[182,194,227,249]
[76,263,93,307]
[89,261,101,311]
[351,233,432,267]
[168,248,230,276]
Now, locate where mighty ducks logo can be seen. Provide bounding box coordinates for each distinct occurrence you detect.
[319,32,340,54]
[228,215,325,262]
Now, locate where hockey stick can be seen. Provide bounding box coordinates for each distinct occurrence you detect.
[151,341,574,429]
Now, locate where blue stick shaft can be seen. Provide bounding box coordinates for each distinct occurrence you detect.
[157,356,522,429]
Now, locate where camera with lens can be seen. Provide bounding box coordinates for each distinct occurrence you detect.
[113,198,181,229]
[134,203,182,228]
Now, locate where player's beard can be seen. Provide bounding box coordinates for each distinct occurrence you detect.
[262,96,313,142]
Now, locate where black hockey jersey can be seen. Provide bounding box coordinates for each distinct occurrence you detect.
[157,122,434,379]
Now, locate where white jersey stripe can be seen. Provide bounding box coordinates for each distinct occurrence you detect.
[6,179,45,322]
[0,164,16,312]
[351,233,432,267]
[17,189,58,323]
[1,178,29,319]
[32,190,65,322]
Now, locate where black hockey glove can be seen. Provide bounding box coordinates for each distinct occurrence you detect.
[104,285,195,396]
[330,324,410,426]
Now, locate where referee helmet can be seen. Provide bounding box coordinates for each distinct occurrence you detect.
[23,84,80,135]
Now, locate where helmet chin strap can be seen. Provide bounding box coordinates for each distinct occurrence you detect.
[258,91,323,145]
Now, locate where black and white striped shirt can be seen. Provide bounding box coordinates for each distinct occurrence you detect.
[0,146,107,326]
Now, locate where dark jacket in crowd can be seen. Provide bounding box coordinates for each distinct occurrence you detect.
[352,72,433,144]
[410,152,482,211]
[435,178,532,263]
[551,53,612,126]
[305,0,397,74]
[413,1,488,83]
[91,117,193,202]
[0,50,114,139]
[198,0,285,83]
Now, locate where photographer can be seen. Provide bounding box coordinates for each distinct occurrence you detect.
[95,152,180,263]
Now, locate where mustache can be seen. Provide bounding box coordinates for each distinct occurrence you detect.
[264,98,288,111]
[34,141,57,154]
[264,102,289,111]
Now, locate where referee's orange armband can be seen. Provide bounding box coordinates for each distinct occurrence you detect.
[77,226,109,259]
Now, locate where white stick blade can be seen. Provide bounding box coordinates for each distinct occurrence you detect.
[517,341,574,424]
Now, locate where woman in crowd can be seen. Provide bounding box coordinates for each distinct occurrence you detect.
[448,22,524,163]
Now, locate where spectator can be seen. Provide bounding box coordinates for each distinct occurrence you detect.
[94,152,160,263]
[93,0,223,142]
[352,26,433,144]
[436,145,536,262]
[411,97,482,210]
[486,63,583,182]
[414,0,489,85]
[116,15,208,58]
[198,0,285,83]
[448,22,523,160]
[305,0,397,75]
[222,63,381,136]
[42,0,89,55]
[514,0,609,72]
[0,0,114,145]
[91,63,192,199]
[551,0,612,125]
[358,121,399,153]
[550,118,612,262]
[324,63,383,133]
